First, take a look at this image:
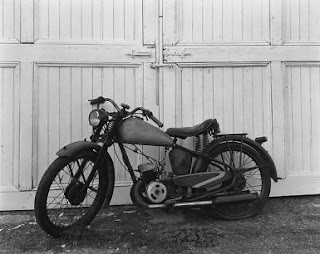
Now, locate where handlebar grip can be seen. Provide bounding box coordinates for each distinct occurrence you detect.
[89,96,106,105]
[149,113,164,128]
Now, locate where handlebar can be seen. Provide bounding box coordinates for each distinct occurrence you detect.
[89,96,121,111]
[89,96,164,127]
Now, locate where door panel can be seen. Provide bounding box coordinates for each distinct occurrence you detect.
[161,65,273,153]
[34,64,144,187]
[34,0,142,43]
[163,0,270,45]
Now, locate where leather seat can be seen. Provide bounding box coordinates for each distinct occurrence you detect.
[166,119,219,139]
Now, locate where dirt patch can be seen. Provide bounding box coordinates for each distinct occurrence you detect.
[0,196,320,254]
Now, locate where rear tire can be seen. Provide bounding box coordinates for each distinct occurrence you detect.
[34,151,114,237]
[203,142,271,220]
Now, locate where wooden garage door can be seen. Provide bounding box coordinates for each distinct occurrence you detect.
[161,0,320,196]
[0,0,159,210]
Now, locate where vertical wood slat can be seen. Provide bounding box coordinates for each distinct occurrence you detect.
[20,0,34,42]
[165,0,269,44]
[0,0,20,42]
[284,0,320,43]
[34,0,143,42]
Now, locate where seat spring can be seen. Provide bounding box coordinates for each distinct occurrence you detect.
[194,133,210,153]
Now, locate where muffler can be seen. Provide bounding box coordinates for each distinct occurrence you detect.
[147,193,258,208]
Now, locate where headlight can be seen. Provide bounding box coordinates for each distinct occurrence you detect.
[89,110,101,127]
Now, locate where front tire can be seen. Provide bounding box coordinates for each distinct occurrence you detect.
[34,151,114,237]
[203,142,271,220]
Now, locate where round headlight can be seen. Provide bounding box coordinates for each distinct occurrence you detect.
[89,110,101,127]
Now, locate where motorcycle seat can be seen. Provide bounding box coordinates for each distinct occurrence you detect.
[166,119,219,139]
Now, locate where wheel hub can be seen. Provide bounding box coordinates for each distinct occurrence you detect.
[233,173,246,191]
[65,182,87,205]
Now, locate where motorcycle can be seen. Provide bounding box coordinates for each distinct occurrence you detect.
[34,96,278,237]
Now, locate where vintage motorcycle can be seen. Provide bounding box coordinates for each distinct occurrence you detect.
[34,97,278,237]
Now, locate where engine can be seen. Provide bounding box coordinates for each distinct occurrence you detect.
[134,163,180,205]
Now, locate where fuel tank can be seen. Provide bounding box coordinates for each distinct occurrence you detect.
[118,117,174,146]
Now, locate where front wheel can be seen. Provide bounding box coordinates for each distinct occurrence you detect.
[34,151,114,237]
[203,142,271,220]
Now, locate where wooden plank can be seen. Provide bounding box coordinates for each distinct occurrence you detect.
[232,0,243,41]
[36,67,48,183]
[92,0,102,41]
[82,0,92,40]
[102,0,114,40]
[48,0,60,40]
[0,68,3,187]
[242,0,253,41]
[181,68,193,149]
[233,68,244,133]
[252,0,262,41]
[223,68,234,132]
[262,65,272,152]
[134,0,142,43]
[81,67,93,139]
[299,0,309,41]
[192,0,202,41]
[71,67,82,141]
[203,68,214,120]
[3,0,14,40]
[270,176,320,197]
[47,67,60,163]
[213,68,224,130]
[309,0,320,41]
[143,0,157,44]
[291,66,302,175]
[222,0,233,41]
[37,0,49,40]
[252,67,264,137]
[163,0,176,45]
[19,62,33,190]
[182,0,192,42]
[59,67,71,147]
[114,0,125,40]
[60,0,71,41]
[2,67,14,187]
[163,45,320,63]
[212,0,223,41]
[243,67,254,135]
[310,67,320,174]
[71,0,82,41]
[92,67,102,98]
[12,65,19,189]
[124,0,135,42]
[270,0,282,45]
[290,0,300,41]
[300,67,311,174]
[20,0,34,42]
[192,68,204,125]
[202,0,213,42]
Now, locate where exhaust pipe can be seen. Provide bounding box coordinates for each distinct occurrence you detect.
[147,193,258,208]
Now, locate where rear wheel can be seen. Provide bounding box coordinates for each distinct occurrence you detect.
[204,142,271,220]
[34,151,114,237]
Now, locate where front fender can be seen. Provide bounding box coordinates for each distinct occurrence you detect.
[202,135,279,182]
[56,141,101,157]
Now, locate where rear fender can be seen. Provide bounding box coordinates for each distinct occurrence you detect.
[198,135,278,182]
